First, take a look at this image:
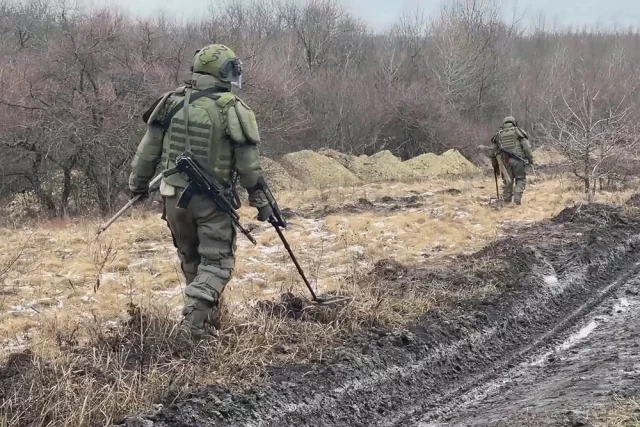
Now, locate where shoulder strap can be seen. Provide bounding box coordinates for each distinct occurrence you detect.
[160,87,225,133]
[516,127,529,139]
[183,87,193,152]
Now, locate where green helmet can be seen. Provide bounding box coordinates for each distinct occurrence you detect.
[503,116,517,126]
[192,44,243,88]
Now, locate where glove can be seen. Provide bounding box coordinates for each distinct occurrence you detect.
[247,187,272,222]
[130,189,149,203]
[256,204,273,222]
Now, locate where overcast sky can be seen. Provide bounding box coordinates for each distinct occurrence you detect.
[99,0,640,30]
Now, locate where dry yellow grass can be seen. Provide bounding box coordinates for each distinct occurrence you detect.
[0,171,635,426]
[0,172,629,349]
[0,172,633,352]
[592,398,640,426]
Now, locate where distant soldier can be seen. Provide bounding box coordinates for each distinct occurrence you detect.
[128,44,273,339]
[490,116,534,205]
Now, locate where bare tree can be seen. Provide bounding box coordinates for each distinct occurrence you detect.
[541,88,640,200]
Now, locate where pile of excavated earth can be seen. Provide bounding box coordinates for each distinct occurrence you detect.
[264,148,481,191]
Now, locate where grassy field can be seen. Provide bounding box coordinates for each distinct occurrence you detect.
[0,171,634,426]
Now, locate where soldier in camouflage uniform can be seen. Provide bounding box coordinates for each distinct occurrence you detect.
[490,116,534,205]
[129,44,272,339]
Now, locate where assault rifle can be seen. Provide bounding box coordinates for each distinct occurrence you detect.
[166,152,349,305]
[499,148,537,179]
[163,153,257,245]
[500,147,530,166]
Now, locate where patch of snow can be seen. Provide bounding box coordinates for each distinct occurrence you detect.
[80,294,98,303]
[614,297,630,313]
[0,335,30,356]
[128,259,150,269]
[99,273,118,283]
[544,275,560,287]
[154,284,183,298]
[234,272,268,285]
[9,304,32,313]
[260,245,282,255]
[347,245,366,254]
[530,351,554,367]
[559,320,598,351]
[453,209,470,219]
[308,230,335,239]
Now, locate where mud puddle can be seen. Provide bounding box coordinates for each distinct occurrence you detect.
[117,203,640,427]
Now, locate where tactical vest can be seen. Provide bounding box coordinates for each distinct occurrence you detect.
[160,89,237,188]
[497,127,525,158]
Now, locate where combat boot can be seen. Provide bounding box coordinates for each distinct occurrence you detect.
[181,297,221,341]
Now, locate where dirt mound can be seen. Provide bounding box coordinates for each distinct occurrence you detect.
[403,152,440,177]
[439,148,482,174]
[551,203,632,226]
[371,258,409,280]
[280,150,361,188]
[317,148,356,169]
[404,149,480,178]
[260,156,302,193]
[346,150,412,182]
[255,292,309,320]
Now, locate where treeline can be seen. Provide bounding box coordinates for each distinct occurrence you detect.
[1,0,639,217]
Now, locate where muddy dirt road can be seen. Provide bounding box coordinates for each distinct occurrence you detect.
[121,204,640,427]
[417,271,640,426]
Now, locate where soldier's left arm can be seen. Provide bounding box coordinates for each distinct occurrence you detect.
[226,97,268,208]
[517,128,534,165]
[129,93,171,194]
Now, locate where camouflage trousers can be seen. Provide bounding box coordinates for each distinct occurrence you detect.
[162,188,237,306]
[502,158,527,204]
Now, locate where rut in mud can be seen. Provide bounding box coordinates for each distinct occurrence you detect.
[430,273,640,427]
[119,203,640,427]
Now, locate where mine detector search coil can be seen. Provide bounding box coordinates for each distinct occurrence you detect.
[165,152,350,306]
